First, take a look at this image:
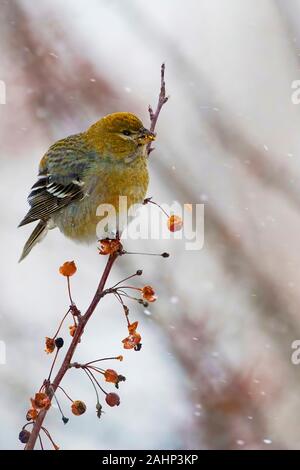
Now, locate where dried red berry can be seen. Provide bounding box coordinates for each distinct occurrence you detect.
[105,393,120,407]
[69,325,77,337]
[55,337,64,349]
[19,429,31,444]
[45,337,55,354]
[128,321,139,334]
[141,285,157,302]
[122,332,141,350]
[167,215,183,232]
[104,369,119,384]
[71,400,86,416]
[31,392,51,410]
[26,408,38,421]
[59,261,77,277]
[99,239,122,255]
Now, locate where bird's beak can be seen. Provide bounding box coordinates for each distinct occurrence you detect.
[138,128,156,144]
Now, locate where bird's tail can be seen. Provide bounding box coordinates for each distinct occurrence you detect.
[19,220,48,263]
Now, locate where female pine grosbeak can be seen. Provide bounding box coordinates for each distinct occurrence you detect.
[18,112,155,261]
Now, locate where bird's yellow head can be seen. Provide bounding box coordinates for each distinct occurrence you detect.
[85,112,156,160]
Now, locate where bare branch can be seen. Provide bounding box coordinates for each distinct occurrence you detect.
[24,252,118,450]
[147,63,169,156]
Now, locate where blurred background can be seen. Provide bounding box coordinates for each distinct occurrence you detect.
[1,0,300,450]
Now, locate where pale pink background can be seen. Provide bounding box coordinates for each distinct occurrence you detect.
[1,0,300,450]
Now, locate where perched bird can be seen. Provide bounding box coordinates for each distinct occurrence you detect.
[18,112,155,261]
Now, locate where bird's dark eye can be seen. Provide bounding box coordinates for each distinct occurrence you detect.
[122,130,131,136]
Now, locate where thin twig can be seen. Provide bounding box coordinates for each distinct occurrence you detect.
[111,272,140,289]
[50,386,68,422]
[84,367,107,395]
[41,426,59,450]
[47,348,59,382]
[82,367,101,405]
[143,197,169,217]
[147,63,168,156]
[38,433,44,450]
[57,385,74,403]
[67,276,74,306]
[83,367,103,400]
[52,308,71,339]
[85,356,122,366]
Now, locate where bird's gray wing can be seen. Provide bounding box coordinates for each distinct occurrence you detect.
[18,135,96,227]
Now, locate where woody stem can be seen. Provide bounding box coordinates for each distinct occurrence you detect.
[24,252,118,450]
[147,63,168,156]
